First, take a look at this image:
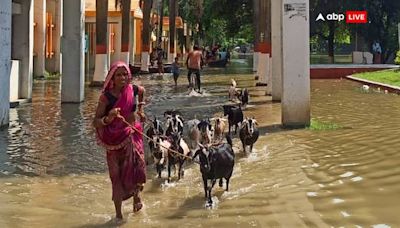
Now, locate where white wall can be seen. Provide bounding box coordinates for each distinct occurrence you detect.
[10,61,20,102]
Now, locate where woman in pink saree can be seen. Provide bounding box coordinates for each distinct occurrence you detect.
[93,61,146,219]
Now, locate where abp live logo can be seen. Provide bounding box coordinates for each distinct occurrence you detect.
[346,11,368,24]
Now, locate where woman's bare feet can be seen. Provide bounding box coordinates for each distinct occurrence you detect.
[133,195,143,213]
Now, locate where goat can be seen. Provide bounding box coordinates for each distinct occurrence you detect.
[197,119,214,145]
[167,132,191,182]
[239,117,259,153]
[238,88,249,108]
[152,135,171,178]
[211,117,227,142]
[222,105,244,135]
[193,135,235,205]
[165,114,184,136]
[187,119,201,150]
[146,118,164,153]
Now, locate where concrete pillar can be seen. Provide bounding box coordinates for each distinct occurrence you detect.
[168,38,177,63]
[112,19,122,63]
[55,0,63,74]
[282,0,310,126]
[253,52,259,72]
[12,0,34,100]
[271,0,283,101]
[61,0,85,103]
[129,17,136,65]
[257,53,269,84]
[33,0,46,77]
[0,0,12,127]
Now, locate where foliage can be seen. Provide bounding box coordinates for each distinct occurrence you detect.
[178,0,254,48]
[395,51,400,65]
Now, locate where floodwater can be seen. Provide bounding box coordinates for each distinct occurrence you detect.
[1,58,400,227]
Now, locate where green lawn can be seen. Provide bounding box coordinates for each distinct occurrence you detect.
[352,69,400,87]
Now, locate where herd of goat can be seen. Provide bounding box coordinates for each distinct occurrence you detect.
[144,87,260,205]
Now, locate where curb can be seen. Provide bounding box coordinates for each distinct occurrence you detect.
[346,75,400,94]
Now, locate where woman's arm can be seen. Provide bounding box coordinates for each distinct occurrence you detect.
[137,86,146,122]
[93,100,108,128]
[93,95,120,128]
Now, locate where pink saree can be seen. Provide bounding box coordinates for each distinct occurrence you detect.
[96,61,146,201]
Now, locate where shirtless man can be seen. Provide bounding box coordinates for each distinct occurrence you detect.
[186,45,204,92]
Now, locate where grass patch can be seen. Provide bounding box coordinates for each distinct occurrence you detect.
[352,69,400,87]
[34,71,61,80]
[308,118,342,130]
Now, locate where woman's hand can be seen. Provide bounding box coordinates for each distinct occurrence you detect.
[107,108,121,122]
[137,111,146,123]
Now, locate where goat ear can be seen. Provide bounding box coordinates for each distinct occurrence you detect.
[254,120,258,125]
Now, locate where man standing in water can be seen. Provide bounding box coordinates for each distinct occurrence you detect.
[186,45,204,92]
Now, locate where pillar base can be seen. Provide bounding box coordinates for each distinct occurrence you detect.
[92,54,108,83]
[140,52,149,72]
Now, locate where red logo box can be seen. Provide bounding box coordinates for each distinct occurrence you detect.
[346,11,368,24]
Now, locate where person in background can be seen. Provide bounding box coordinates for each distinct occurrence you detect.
[171,56,180,86]
[186,45,204,92]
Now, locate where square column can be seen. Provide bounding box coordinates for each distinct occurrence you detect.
[12,0,34,100]
[282,0,310,126]
[0,0,12,127]
[61,0,85,103]
[33,0,46,77]
[271,0,283,101]
[55,0,63,74]
[129,17,136,65]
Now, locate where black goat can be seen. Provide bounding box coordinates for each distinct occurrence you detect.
[193,135,235,205]
[239,117,259,153]
[222,105,244,135]
[238,88,249,107]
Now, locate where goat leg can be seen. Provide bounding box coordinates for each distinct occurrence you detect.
[203,177,208,199]
[225,177,230,191]
[167,163,172,183]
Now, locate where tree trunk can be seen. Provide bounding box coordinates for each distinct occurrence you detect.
[121,0,131,63]
[157,0,164,48]
[253,0,260,72]
[92,0,109,84]
[168,0,176,62]
[141,0,152,72]
[327,21,335,64]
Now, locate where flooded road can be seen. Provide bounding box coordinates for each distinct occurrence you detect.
[1,59,400,227]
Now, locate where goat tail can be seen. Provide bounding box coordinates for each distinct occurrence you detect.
[225,134,233,147]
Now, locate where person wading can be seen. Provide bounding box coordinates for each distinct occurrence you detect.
[93,61,147,220]
[186,45,204,92]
